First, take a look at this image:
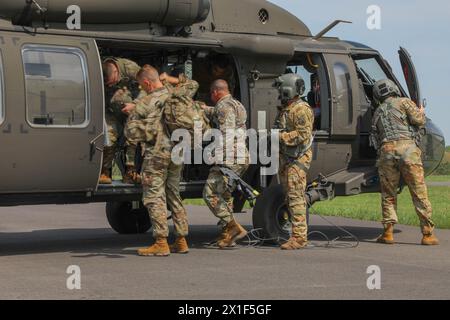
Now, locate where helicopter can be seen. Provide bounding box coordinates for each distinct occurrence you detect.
[0,0,445,240]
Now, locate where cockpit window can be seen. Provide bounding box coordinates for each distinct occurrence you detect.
[22,45,89,127]
[354,57,389,85]
[0,52,4,124]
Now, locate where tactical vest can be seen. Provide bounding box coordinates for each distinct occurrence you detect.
[373,99,415,144]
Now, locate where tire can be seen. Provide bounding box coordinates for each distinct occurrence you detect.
[106,201,151,234]
[252,184,309,242]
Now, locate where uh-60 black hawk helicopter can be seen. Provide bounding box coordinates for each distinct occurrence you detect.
[0,0,445,240]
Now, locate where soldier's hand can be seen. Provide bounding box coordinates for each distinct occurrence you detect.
[159,72,168,82]
[160,72,180,85]
[280,131,289,142]
[122,103,136,115]
[418,104,425,114]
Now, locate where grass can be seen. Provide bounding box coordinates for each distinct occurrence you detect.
[426,175,450,182]
[313,186,450,229]
[184,185,450,229]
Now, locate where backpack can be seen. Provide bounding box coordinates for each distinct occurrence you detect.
[124,105,164,144]
[163,92,210,146]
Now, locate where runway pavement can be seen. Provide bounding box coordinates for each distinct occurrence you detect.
[0,204,449,300]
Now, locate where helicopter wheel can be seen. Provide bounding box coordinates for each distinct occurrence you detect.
[252,184,309,243]
[106,201,151,234]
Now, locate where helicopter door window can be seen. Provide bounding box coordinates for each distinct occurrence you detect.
[0,51,4,124]
[354,57,389,100]
[333,62,353,125]
[22,45,89,128]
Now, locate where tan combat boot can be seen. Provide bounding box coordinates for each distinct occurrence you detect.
[99,169,112,185]
[376,223,395,244]
[137,238,170,257]
[169,237,190,254]
[123,166,141,184]
[280,237,307,250]
[217,220,247,249]
[421,234,439,246]
[214,229,236,248]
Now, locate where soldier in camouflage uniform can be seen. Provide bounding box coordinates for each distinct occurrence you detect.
[370,79,439,246]
[122,66,199,256]
[202,79,249,249]
[101,57,144,185]
[274,73,314,250]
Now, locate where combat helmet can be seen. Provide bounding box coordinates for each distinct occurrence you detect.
[373,79,401,104]
[276,73,306,104]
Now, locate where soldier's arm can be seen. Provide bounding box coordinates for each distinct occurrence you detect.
[369,109,380,149]
[161,73,199,98]
[281,106,313,147]
[402,98,426,127]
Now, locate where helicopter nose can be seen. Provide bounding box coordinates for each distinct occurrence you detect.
[420,118,446,176]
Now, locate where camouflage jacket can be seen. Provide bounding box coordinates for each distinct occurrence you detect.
[131,76,199,158]
[204,95,248,165]
[275,98,314,168]
[371,97,425,149]
[104,58,144,119]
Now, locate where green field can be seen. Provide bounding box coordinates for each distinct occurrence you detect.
[426,175,450,182]
[313,185,450,229]
[185,179,450,229]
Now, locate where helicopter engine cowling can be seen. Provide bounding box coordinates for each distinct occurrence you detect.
[0,0,211,26]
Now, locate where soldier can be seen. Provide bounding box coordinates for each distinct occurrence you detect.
[101,57,143,185]
[370,79,439,245]
[202,79,249,249]
[122,66,199,257]
[274,73,314,250]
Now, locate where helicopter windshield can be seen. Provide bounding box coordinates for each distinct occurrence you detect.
[354,57,388,85]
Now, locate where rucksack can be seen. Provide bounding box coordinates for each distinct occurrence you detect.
[163,92,210,145]
[124,105,164,144]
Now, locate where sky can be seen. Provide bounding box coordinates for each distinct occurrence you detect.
[269,0,450,143]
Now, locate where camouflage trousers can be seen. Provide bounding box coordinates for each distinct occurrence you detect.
[141,152,188,239]
[203,164,248,226]
[279,159,309,240]
[103,113,137,171]
[377,140,435,234]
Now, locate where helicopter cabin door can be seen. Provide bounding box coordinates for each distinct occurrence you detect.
[0,33,104,194]
[398,47,421,106]
[324,54,359,137]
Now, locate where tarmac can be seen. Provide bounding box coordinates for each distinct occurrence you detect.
[0,204,449,300]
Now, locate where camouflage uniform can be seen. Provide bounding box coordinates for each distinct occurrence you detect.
[203,95,249,226]
[103,58,143,172]
[133,76,199,238]
[275,98,314,241]
[371,97,435,234]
